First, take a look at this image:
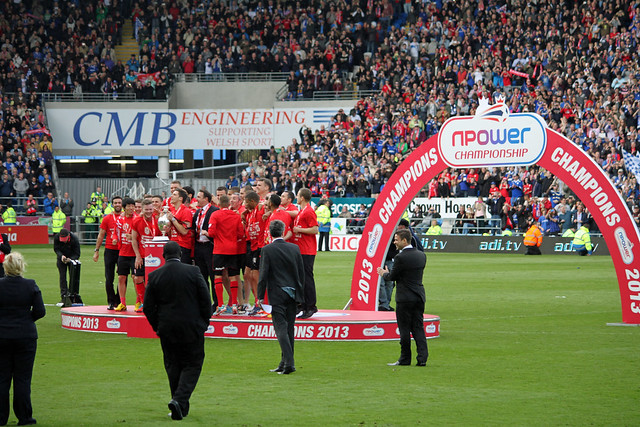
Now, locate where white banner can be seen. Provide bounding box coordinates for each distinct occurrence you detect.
[46,106,354,153]
[325,234,362,251]
[330,218,348,234]
[409,197,478,219]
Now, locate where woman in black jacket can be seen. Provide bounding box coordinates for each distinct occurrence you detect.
[0,252,45,426]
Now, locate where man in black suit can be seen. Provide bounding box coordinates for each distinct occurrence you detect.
[377,228,428,366]
[192,189,219,309]
[258,220,305,375]
[143,241,213,420]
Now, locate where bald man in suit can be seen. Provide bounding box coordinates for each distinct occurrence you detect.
[143,241,213,420]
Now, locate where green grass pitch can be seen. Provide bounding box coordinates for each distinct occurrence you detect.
[5,245,639,426]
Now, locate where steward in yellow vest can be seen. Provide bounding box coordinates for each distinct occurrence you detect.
[52,206,67,234]
[1,203,17,225]
[572,224,593,256]
[425,220,442,235]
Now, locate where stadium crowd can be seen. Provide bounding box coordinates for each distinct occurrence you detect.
[0,0,639,229]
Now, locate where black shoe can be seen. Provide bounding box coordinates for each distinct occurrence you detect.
[17,418,37,425]
[299,309,317,319]
[168,400,183,420]
[416,362,427,366]
[387,361,410,366]
[107,304,116,310]
[278,367,296,375]
[270,366,284,373]
[388,306,395,311]
[378,306,389,311]
[298,311,311,319]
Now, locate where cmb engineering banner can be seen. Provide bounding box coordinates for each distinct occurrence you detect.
[351,97,640,324]
[46,106,353,154]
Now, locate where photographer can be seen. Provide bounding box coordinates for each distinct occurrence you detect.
[53,229,81,306]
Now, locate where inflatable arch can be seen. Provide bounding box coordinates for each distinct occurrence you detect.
[350,99,640,324]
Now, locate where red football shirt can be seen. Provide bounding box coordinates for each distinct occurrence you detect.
[208,208,244,254]
[118,214,136,257]
[132,215,161,257]
[246,204,267,251]
[264,208,292,245]
[100,212,122,250]
[169,204,194,250]
[292,204,318,255]
[284,203,298,214]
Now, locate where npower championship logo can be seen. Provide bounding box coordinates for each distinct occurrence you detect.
[438,96,547,167]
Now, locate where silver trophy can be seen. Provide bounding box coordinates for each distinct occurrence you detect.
[158,206,171,236]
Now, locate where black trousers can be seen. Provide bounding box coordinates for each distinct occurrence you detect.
[525,245,541,255]
[159,335,205,416]
[318,231,330,251]
[57,259,70,297]
[396,300,429,365]
[179,246,192,265]
[193,242,216,308]
[271,299,297,369]
[301,255,316,311]
[104,248,120,305]
[0,338,37,426]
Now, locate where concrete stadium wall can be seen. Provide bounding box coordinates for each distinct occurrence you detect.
[171,82,285,108]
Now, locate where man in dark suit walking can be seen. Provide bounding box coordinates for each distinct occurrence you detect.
[377,228,428,366]
[143,241,213,420]
[258,220,305,375]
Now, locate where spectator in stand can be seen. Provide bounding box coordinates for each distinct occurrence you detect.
[472,197,487,234]
[28,177,41,198]
[60,193,74,217]
[338,206,353,219]
[557,205,574,233]
[509,175,524,206]
[41,174,55,196]
[225,174,238,189]
[13,172,29,211]
[488,192,505,235]
[43,192,58,216]
[0,174,13,206]
[462,211,476,235]
[545,209,562,236]
[409,206,423,228]
[453,206,467,235]
[24,195,38,216]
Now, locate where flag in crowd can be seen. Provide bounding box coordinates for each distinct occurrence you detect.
[622,149,640,180]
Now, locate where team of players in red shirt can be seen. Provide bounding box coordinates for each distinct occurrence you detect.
[92,178,319,318]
